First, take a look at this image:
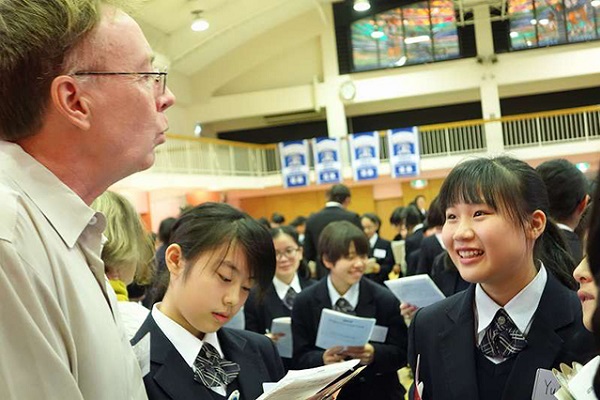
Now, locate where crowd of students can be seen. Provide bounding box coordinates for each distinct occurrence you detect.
[91,156,596,400]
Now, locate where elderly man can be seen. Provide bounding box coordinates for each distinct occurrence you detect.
[0,1,175,399]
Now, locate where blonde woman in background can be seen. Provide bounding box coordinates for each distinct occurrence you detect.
[92,191,155,339]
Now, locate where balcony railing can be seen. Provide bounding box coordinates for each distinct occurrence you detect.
[152,105,600,176]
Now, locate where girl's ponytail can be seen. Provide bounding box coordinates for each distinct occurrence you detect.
[535,219,577,290]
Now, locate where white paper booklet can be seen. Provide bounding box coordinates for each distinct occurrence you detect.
[271,317,292,358]
[315,308,376,349]
[384,274,446,308]
[391,240,406,265]
[257,359,363,400]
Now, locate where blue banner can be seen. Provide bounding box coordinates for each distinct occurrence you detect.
[278,140,310,188]
[348,132,380,181]
[387,127,420,178]
[312,137,342,185]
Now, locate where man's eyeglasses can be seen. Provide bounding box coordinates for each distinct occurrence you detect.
[71,69,168,94]
[275,247,300,260]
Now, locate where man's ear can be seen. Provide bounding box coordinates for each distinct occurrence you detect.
[527,210,547,240]
[165,244,185,278]
[50,75,92,130]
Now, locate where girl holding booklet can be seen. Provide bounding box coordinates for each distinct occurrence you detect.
[244,226,316,369]
[131,203,284,400]
[408,156,594,400]
[292,221,407,400]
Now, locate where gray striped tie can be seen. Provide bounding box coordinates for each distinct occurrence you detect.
[193,342,240,388]
[479,308,527,359]
[333,298,356,315]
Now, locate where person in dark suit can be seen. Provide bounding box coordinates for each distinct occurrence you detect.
[431,252,470,297]
[537,159,589,266]
[415,197,445,277]
[389,206,407,242]
[292,221,407,400]
[244,226,316,369]
[132,203,285,400]
[304,184,362,279]
[404,205,425,275]
[361,213,395,284]
[408,156,593,400]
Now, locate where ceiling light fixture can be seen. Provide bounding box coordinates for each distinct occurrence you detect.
[191,10,209,32]
[353,0,371,12]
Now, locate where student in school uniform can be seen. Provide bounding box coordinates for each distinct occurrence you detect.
[536,158,589,265]
[244,226,316,369]
[408,156,594,400]
[131,203,285,400]
[361,213,395,284]
[292,221,407,400]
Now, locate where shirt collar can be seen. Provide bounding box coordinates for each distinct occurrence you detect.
[273,273,302,300]
[325,201,343,208]
[556,223,574,232]
[369,233,378,248]
[434,233,446,250]
[152,303,224,369]
[413,223,424,232]
[327,275,360,309]
[0,141,97,248]
[475,263,547,337]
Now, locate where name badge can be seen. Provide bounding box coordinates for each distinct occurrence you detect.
[531,368,560,399]
[369,325,388,343]
[373,248,387,259]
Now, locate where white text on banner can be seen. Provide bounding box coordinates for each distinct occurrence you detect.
[278,140,310,188]
[349,132,380,182]
[312,137,342,185]
[387,127,421,178]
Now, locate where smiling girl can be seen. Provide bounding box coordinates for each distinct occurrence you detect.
[132,203,284,400]
[408,156,593,400]
[244,226,315,369]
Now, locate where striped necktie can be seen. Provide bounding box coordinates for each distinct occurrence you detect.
[333,297,356,315]
[193,342,240,388]
[479,308,527,359]
[283,287,297,310]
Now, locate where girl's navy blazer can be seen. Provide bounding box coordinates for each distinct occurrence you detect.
[408,273,595,400]
[131,314,285,400]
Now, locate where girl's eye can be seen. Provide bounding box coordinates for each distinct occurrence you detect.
[241,286,252,293]
[473,210,487,217]
[218,273,232,283]
[445,213,456,220]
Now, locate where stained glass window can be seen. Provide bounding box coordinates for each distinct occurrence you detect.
[509,0,600,49]
[351,1,460,72]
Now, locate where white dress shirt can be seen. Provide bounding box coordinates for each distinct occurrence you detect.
[273,273,302,301]
[153,304,227,396]
[327,275,360,310]
[474,264,548,364]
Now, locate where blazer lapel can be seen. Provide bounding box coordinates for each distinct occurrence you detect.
[219,329,268,400]
[315,279,333,309]
[145,316,214,399]
[501,275,571,400]
[355,280,376,317]
[438,286,479,399]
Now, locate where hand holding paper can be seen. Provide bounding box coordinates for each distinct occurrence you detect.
[315,309,376,349]
[384,275,446,308]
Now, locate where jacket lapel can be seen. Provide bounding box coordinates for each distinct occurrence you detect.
[315,278,333,309]
[501,274,571,400]
[438,286,479,399]
[354,279,376,317]
[219,328,268,400]
[144,316,214,399]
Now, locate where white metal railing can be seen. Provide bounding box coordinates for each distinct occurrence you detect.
[502,106,600,149]
[153,106,600,177]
